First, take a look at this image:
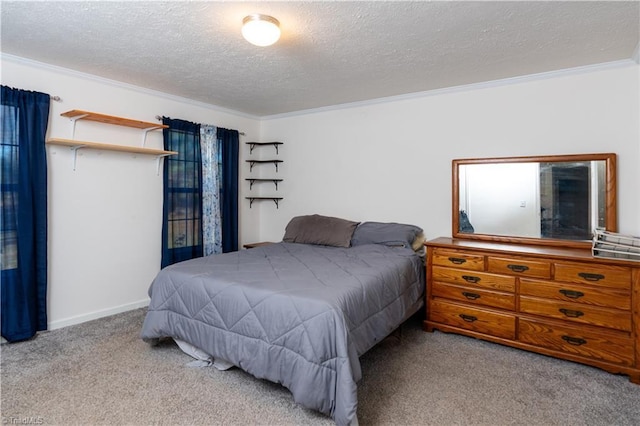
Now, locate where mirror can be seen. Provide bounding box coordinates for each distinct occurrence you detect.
[453,153,617,248]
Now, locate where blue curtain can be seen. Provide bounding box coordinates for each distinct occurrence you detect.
[1,86,50,342]
[217,127,239,253]
[161,118,203,268]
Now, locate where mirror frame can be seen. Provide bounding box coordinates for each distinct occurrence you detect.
[452,153,617,249]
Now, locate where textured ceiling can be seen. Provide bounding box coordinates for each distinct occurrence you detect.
[1,1,639,117]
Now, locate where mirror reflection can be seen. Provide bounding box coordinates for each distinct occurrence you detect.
[455,154,616,246]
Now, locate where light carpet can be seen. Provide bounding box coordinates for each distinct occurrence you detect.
[2,308,639,425]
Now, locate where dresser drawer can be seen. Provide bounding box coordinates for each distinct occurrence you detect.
[426,238,640,384]
[519,319,634,367]
[554,262,631,290]
[432,266,515,292]
[432,282,516,311]
[488,256,551,279]
[519,296,631,332]
[520,278,630,310]
[432,249,484,271]
[429,299,516,339]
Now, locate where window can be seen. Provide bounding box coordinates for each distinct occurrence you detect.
[1,105,18,270]
[166,137,201,249]
[161,120,203,267]
[160,119,238,266]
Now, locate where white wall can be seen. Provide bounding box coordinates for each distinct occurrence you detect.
[463,163,540,238]
[2,55,638,331]
[258,63,640,242]
[1,55,261,329]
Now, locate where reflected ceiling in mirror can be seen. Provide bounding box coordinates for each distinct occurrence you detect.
[453,153,617,248]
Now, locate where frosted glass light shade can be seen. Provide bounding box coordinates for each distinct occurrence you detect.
[242,14,281,47]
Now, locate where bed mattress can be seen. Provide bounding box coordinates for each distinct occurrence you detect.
[141,242,424,425]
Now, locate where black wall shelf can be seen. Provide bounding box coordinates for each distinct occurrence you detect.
[245,142,284,208]
[246,141,283,155]
[246,159,283,172]
[245,178,283,190]
[246,197,283,209]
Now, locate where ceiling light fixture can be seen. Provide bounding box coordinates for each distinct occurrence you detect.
[242,14,281,47]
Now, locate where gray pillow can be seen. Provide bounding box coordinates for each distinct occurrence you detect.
[350,222,423,249]
[283,214,360,248]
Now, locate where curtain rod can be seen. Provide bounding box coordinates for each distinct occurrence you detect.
[50,95,61,102]
[155,115,245,136]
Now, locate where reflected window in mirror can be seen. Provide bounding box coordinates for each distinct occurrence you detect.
[453,153,616,248]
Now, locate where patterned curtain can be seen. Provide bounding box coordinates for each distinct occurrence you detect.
[200,125,222,256]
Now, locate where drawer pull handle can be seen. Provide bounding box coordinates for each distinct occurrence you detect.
[507,264,529,273]
[462,275,481,284]
[459,314,478,323]
[562,335,587,346]
[559,289,585,299]
[462,292,480,300]
[559,308,584,318]
[578,272,605,282]
[448,257,467,265]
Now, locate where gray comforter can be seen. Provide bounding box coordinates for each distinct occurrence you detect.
[141,242,424,425]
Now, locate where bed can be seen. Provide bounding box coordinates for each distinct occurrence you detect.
[141,215,425,425]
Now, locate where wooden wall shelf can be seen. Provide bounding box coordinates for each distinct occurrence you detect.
[61,110,168,131]
[47,138,177,156]
[50,110,175,173]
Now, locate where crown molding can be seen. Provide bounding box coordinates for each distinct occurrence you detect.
[0,53,260,120]
[261,59,638,120]
[3,52,636,122]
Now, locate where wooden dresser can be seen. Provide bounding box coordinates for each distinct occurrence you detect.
[424,237,640,384]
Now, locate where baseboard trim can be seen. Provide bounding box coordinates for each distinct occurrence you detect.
[47,299,150,331]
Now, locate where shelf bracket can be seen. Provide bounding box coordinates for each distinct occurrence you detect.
[141,126,164,148]
[68,114,89,139]
[155,153,173,176]
[69,145,87,171]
